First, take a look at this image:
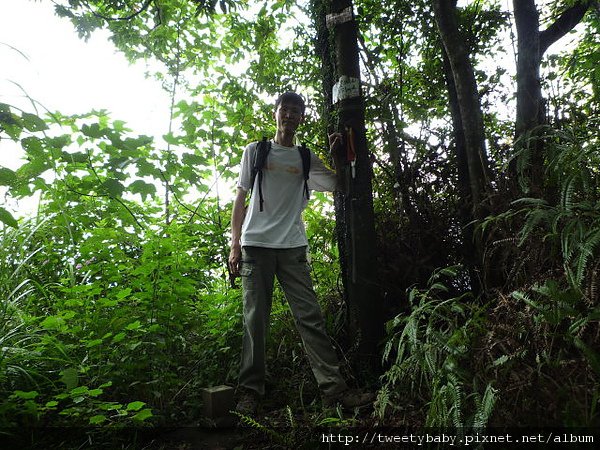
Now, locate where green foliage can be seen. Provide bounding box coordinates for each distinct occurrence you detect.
[485,123,600,289]
[0,99,247,436]
[378,266,496,429]
[476,122,600,425]
[0,205,247,431]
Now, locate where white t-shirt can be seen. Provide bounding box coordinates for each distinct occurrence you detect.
[237,141,337,248]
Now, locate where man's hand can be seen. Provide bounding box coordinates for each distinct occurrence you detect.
[228,243,242,278]
[328,132,343,153]
[328,132,345,169]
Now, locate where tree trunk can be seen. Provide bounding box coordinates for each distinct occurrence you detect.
[433,0,491,290]
[312,0,384,366]
[512,0,544,196]
[432,0,491,221]
[441,46,483,294]
[512,0,592,198]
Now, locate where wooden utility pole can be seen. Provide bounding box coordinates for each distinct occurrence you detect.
[314,0,384,365]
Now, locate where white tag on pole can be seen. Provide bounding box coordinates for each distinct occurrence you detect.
[325,6,353,29]
[332,76,360,104]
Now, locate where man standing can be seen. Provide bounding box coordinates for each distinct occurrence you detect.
[228,92,373,415]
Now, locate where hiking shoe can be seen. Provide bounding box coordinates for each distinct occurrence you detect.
[322,388,376,409]
[235,389,259,415]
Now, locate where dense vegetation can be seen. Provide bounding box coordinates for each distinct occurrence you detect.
[1,0,599,447]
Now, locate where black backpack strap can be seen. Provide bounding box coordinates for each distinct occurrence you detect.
[251,137,271,212]
[297,143,311,201]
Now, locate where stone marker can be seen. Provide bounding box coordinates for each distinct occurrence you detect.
[202,385,234,420]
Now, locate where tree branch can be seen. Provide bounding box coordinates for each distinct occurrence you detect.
[540,0,593,55]
[85,0,153,22]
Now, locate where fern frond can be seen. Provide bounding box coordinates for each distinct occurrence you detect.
[232,411,290,446]
[374,385,391,419]
[518,207,550,246]
[285,405,295,428]
[447,373,464,428]
[561,175,577,211]
[575,229,600,287]
[472,384,497,429]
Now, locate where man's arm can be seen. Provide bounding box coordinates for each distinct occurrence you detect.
[228,187,247,277]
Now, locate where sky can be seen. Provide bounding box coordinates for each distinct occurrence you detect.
[0,0,172,216]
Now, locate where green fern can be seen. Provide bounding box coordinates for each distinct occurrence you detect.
[381,266,491,429]
[561,176,577,211]
[232,411,293,447]
[471,384,497,429]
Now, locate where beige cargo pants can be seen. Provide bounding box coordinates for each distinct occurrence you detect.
[238,246,347,397]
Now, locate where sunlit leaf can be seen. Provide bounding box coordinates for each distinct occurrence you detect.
[126,401,145,411]
[21,112,49,131]
[89,414,107,424]
[132,408,153,421]
[0,167,17,186]
[0,207,18,228]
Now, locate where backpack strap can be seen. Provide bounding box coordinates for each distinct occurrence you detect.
[297,143,311,201]
[251,137,271,212]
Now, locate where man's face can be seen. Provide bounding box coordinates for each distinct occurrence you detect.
[274,101,304,134]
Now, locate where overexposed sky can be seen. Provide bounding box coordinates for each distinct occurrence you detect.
[0,1,171,167]
[0,0,171,217]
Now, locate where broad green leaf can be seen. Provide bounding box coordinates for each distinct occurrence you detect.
[132,408,153,422]
[99,297,118,307]
[182,152,206,166]
[126,401,145,411]
[86,338,103,348]
[21,112,48,131]
[0,104,22,137]
[129,180,157,201]
[70,386,89,396]
[89,414,107,425]
[0,208,20,228]
[40,315,65,330]
[47,135,71,149]
[13,390,39,400]
[21,136,44,156]
[122,135,153,150]
[125,320,142,330]
[61,151,88,164]
[81,123,103,138]
[0,167,17,187]
[101,178,125,197]
[88,389,103,397]
[116,288,132,299]
[60,368,79,390]
[112,332,126,343]
[135,159,160,178]
[162,132,180,145]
